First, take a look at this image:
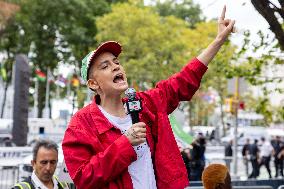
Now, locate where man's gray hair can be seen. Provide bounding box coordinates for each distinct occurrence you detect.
[33,139,58,161]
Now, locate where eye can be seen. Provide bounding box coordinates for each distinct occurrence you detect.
[41,160,48,165]
[101,63,108,69]
[113,59,120,65]
[50,160,57,165]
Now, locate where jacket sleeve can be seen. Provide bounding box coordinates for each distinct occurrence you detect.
[145,58,207,114]
[62,114,137,189]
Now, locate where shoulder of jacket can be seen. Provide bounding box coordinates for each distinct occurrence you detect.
[68,104,93,125]
[13,180,33,189]
[54,175,68,189]
[73,103,92,116]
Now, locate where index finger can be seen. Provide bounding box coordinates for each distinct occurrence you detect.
[219,5,226,21]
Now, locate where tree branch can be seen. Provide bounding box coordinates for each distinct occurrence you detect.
[251,0,284,50]
[279,0,284,9]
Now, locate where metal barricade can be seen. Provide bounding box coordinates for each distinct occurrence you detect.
[187,186,273,189]
[234,186,273,189]
[278,185,284,189]
[0,165,19,189]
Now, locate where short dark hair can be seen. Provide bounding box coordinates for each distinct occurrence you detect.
[33,140,58,161]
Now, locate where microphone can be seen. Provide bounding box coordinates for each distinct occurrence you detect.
[124,88,142,124]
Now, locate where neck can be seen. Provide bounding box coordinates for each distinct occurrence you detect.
[44,181,54,189]
[35,173,54,189]
[100,94,126,118]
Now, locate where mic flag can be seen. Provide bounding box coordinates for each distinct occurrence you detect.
[124,88,142,124]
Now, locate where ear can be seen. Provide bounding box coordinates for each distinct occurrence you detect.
[87,79,99,91]
[31,160,35,169]
[216,183,225,189]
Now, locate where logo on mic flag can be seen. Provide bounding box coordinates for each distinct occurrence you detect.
[128,101,141,112]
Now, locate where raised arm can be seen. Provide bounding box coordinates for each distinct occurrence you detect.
[197,5,235,66]
[142,6,235,114]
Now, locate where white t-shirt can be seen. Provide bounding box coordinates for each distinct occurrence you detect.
[260,141,273,157]
[99,106,157,189]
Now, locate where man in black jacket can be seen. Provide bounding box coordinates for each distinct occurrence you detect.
[12,140,67,189]
[272,136,284,178]
[189,133,206,181]
[248,139,259,179]
[224,140,233,171]
[242,138,250,177]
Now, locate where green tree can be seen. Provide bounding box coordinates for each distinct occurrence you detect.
[1,0,125,117]
[274,105,284,123]
[152,0,204,28]
[232,30,283,125]
[0,14,21,118]
[0,1,20,117]
[175,21,237,134]
[96,3,241,132]
[96,3,211,85]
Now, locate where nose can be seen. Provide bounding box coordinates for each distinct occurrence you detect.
[111,62,120,71]
[46,162,51,171]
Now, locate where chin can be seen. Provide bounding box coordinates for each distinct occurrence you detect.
[121,84,129,92]
[114,83,128,94]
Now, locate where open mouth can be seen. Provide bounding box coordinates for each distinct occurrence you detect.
[113,73,125,83]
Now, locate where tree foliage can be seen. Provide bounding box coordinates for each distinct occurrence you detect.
[0,0,125,117]
[0,1,19,36]
[96,3,243,129]
[152,0,204,28]
[97,3,189,84]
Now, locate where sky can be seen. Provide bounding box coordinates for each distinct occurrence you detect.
[194,0,269,29]
[193,0,270,45]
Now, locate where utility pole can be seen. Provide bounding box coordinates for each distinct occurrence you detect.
[43,67,50,118]
[233,77,239,178]
[33,78,38,117]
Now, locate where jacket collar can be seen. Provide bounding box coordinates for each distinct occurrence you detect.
[89,99,115,135]
[89,93,155,135]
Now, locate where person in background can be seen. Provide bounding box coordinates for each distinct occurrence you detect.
[272,136,284,178]
[242,138,250,177]
[224,140,233,172]
[248,139,259,179]
[277,144,284,176]
[202,163,232,189]
[189,133,206,181]
[12,140,67,189]
[180,145,192,181]
[258,137,273,178]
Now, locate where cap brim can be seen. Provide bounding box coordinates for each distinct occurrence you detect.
[89,41,122,65]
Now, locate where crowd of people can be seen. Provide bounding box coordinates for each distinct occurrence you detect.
[179,134,284,182]
[242,136,284,179]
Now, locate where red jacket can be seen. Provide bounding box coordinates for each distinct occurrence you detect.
[62,58,207,189]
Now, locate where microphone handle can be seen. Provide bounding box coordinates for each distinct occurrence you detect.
[130,112,139,124]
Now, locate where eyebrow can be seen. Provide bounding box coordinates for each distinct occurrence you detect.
[99,60,109,66]
[98,57,118,66]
